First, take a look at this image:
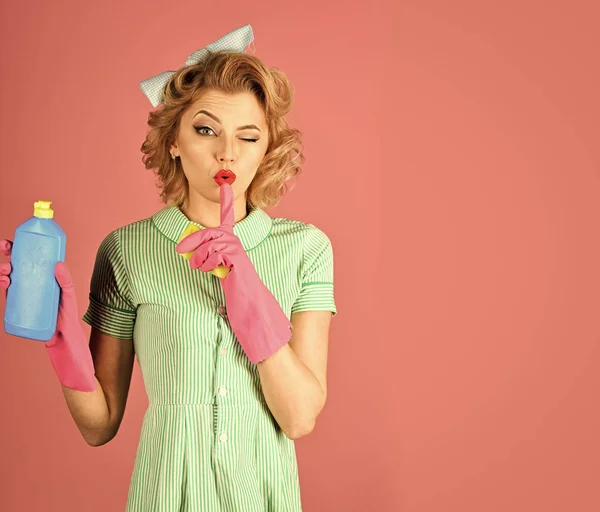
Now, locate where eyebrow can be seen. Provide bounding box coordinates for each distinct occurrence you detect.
[193,109,262,132]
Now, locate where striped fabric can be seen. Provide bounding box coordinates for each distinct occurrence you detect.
[82,203,336,511]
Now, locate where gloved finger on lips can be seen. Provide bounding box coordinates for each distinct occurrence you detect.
[219,182,235,230]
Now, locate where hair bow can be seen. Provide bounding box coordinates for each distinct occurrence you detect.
[139,24,254,108]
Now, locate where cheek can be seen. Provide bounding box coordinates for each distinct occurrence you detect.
[180,168,210,193]
[249,145,268,170]
[241,166,260,183]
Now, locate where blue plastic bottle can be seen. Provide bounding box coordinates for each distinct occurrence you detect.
[4,201,66,341]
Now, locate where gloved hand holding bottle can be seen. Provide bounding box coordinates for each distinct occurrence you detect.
[176,182,293,364]
[1,239,97,392]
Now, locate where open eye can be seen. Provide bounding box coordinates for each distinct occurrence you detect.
[195,125,259,143]
[194,126,215,136]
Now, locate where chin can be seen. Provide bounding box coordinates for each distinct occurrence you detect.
[187,184,218,203]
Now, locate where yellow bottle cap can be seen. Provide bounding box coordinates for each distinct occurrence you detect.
[34,200,54,219]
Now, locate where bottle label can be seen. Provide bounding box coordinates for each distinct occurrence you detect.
[5,232,59,330]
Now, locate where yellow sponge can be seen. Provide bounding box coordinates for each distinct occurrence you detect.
[178,223,230,278]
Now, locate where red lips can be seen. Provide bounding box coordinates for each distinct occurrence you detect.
[214,169,236,186]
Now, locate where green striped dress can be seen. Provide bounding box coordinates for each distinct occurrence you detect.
[81,203,337,511]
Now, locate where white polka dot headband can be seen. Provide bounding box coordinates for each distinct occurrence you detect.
[139,24,255,108]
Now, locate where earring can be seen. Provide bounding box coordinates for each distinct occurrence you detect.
[171,153,177,160]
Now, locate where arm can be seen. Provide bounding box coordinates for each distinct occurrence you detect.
[62,328,134,447]
[175,187,336,438]
[62,228,137,446]
[257,310,331,440]
[2,232,136,446]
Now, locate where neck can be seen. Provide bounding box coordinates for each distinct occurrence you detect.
[180,188,250,228]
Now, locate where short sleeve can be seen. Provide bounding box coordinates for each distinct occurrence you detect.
[291,225,337,316]
[82,229,137,339]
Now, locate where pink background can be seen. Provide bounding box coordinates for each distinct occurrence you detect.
[1,1,599,511]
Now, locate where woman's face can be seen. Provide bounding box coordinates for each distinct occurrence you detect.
[171,89,269,205]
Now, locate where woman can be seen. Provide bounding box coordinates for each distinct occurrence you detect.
[0,24,337,511]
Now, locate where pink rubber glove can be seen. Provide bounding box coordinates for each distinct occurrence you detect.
[176,183,293,364]
[1,239,97,391]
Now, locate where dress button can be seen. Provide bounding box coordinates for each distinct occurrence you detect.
[220,348,227,356]
[219,432,228,442]
[218,387,228,397]
[217,305,227,316]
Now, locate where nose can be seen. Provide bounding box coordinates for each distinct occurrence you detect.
[217,137,236,165]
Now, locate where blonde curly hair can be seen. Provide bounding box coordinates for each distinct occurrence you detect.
[140,50,304,209]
